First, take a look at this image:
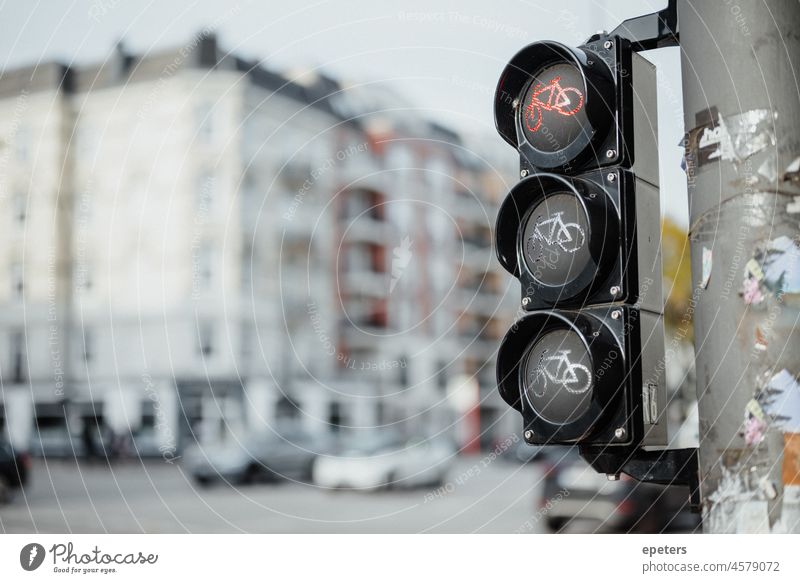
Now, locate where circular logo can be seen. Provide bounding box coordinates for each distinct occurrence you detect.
[20,543,46,571]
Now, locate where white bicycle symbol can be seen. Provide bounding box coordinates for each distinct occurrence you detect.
[527,211,585,255]
[529,349,592,398]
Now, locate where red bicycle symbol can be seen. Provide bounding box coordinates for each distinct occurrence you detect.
[524,76,585,133]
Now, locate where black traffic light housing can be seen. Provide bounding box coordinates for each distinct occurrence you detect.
[494,38,633,175]
[497,306,650,447]
[495,168,645,310]
[491,1,699,507]
[493,32,668,451]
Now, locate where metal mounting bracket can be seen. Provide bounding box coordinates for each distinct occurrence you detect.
[579,446,701,512]
[586,0,679,52]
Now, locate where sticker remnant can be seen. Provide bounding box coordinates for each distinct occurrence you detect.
[754,325,768,351]
[744,415,767,446]
[746,398,766,422]
[700,246,712,289]
[756,158,778,183]
[746,258,765,281]
[763,236,800,297]
[764,369,800,432]
[741,237,800,305]
[742,276,764,305]
[737,500,770,533]
[783,433,800,486]
[782,156,800,184]
[685,109,777,169]
[758,475,778,500]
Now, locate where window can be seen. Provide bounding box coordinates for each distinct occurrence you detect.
[15,127,29,162]
[275,395,300,420]
[239,323,252,368]
[10,262,23,298]
[196,243,213,291]
[13,191,26,224]
[241,240,253,289]
[196,102,215,142]
[10,330,26,383]
[76,262,92,293]
[81,329,93,364]
[75,126,99,161]
[196,171,215,211]
[436,360,448,391]
[197,321,214,357]
[399,356,409,387]
[328,402,346,432]
[141,401,155,430]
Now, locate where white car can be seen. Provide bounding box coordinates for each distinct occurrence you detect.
[313,434,455,491]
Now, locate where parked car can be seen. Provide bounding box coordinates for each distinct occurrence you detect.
[29,417,110,459]
[313,433,455,491]
[538,447,700,533]
[499,437,546,464]
[0,438,31,504]
[184,427,330,486]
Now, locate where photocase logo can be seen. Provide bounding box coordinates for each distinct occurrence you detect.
[20,543,46,571]
[389,235,413,293]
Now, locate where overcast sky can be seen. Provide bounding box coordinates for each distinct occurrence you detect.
[0,0,688,225]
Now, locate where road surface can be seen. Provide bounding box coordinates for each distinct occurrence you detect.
[0,456,547,533]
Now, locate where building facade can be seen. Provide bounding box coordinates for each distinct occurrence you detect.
[0,35,516,456]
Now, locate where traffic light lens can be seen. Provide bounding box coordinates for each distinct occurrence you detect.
[520,62,589,153]
[521,193,591,286]
[522,329,593,424]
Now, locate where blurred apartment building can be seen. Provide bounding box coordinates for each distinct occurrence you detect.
[0,34,516,456]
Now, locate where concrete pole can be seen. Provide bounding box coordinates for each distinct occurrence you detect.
[677,0,800,532]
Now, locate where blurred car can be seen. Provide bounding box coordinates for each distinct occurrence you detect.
[499,438,545,464]
[538,447,699,533]
[0,438,31,504]
[29,417,110,459]
[185,427,330,486]
[313,433,455,491]
[29,426,83,458]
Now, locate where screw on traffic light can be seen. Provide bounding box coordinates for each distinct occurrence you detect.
[493,34,668,454]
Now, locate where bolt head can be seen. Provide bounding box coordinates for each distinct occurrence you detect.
[605,149,616,159]
[614,427,626,439]
[603,40,613,49]
[520,169,529,178]
[610,286,621,296]
[607,172,616,182]
[521,297,530,306]
[611,309,622,320]
[524,430,534,441]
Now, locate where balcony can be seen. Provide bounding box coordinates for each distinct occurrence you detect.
[339,269,388,298]
[340,215,389,245]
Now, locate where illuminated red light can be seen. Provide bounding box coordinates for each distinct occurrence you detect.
[524,75,585,133]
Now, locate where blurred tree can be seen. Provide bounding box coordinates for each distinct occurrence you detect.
[661,218,692,334]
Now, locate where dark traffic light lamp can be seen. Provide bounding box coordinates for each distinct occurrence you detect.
[495,168,662,312]
[496,306,665,448]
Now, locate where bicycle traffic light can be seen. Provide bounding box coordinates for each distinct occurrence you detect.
[493,36,668,450]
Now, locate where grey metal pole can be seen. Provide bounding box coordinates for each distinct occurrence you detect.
[677,0,800,533]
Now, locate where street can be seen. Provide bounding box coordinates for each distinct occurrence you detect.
[0,457,546,533]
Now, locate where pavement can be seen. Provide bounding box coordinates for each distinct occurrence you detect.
[0,457,547,533]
